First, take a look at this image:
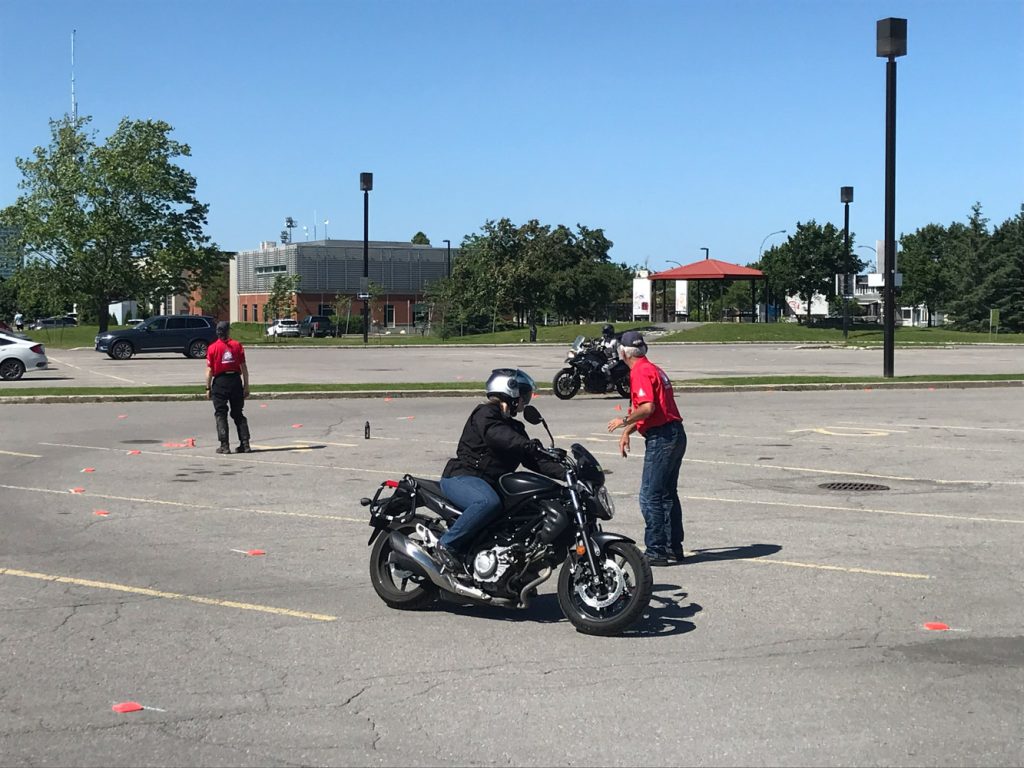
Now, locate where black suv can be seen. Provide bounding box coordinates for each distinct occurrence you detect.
[298,315,337,337]
[95,315,218,360]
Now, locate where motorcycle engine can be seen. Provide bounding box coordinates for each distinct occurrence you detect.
[472,544,517,583]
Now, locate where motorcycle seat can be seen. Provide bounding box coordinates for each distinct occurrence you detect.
[409,476,463,520]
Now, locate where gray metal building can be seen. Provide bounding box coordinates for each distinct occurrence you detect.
[230,239,454,326]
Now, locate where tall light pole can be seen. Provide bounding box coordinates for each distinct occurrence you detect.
[878,17,907,378]
[442,239,451,278]
[360,172,373,344]
[841,187,854,341]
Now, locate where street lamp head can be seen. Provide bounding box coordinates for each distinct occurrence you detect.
[360,172,373,192]
[876,18,907,58]
[840,186,854,204]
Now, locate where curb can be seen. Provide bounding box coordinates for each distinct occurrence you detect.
[1,379,1020,404]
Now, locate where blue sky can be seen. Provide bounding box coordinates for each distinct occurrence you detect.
[1,0,1021,272]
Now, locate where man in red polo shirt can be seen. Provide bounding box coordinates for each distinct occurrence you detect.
[205,321,252,454]
[607,330,686,565]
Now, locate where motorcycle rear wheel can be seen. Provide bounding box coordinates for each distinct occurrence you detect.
[553,369,581,400]
[557,542,652,636]
[369,522,438,610]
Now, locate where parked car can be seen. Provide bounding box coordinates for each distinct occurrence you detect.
[298,315,337,337]
[0,331,48,380]
[30,315,77,330]
[266,318,301,338]
[94,315,217,360]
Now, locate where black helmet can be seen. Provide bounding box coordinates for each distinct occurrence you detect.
[601,323,615,339]
[485,368,536,417]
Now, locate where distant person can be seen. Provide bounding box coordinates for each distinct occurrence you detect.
[205,321,252,454]
[606,330,686,566]
[598,323,619,375]
[14,310,24,332]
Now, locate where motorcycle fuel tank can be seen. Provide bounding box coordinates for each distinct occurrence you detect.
[498,472,561,504]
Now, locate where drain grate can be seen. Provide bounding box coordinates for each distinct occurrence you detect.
[819,482,890,492]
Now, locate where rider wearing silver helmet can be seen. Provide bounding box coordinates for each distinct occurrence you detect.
[435,368,564,574]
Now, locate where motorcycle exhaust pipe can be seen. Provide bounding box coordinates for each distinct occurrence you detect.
[518,566,553,609]
[388,531,491,603]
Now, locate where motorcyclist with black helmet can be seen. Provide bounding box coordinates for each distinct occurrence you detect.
[435,368,565,574]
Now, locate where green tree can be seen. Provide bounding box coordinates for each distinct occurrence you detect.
[898,224,956,326]
[332,292,353,334]
[451,218,626,330]
[264,273,302,335]
[980,205,1024,332]
[945,203,996,330]
[0,262,72,322]
[411,231,431,245]
[0,115,222,332]
[194,257,231,319]
[757,220,859,323]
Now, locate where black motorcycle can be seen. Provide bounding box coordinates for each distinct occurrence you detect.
[553,335,630,400]
[362,405,653,636]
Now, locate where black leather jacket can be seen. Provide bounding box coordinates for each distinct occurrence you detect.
[442,402,565,486]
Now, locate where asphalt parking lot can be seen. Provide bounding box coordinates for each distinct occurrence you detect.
[8,341,1024,388]
[2,386,1022,766]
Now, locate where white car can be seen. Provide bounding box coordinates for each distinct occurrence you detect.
[0,331,49,380]
[266,318,300,338]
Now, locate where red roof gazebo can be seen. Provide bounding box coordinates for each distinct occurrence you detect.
[647,258,766,322]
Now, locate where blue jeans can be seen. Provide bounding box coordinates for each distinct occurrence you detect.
[638,421,687,557]
[439,475,502,555]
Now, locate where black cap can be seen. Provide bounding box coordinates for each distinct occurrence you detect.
[620,330,646,348]
[216,321,230,338]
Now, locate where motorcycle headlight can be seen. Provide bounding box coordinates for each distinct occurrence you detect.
[566,351,576,359]
[597,486,615,519]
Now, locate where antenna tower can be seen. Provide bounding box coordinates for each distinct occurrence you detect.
[71,30,78,121]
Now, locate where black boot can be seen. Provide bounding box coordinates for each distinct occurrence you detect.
[215,412,230,453]
[236,417,251,453]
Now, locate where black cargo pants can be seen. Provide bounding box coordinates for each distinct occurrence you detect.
[211,372,250,446]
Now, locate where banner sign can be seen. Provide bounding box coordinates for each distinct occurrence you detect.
[675,280,689,316]
[632,278,651,317]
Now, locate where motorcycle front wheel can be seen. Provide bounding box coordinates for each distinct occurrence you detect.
[614,376,630,398]
[556,541,653,636]
[369,522,438,610]
[552,369,581,400]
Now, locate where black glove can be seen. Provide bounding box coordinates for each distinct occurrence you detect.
[528,438,545,454]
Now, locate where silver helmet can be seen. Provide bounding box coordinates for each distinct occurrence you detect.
[485,368,536,416]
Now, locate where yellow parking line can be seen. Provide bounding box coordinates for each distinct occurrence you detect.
[0,449,42,458]
[0,567,338,622]
[744,558,928,580]
[682,494,1024,526]
[0,483,365,523]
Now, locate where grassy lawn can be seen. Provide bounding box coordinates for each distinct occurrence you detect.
[20,320,1023,349]
[3,373,1021,398]
[658,323,1024,345]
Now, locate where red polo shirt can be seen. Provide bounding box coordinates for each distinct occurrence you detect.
[206,338,246,376]
[629,356,682,435]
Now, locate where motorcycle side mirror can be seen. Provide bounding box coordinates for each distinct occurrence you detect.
[523,405,556,448]
[522,405,542,425]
